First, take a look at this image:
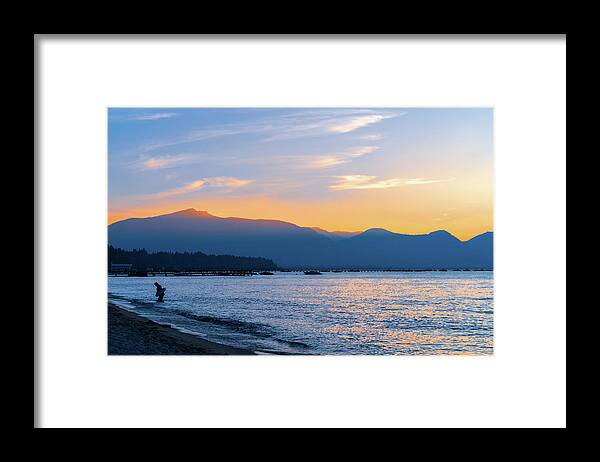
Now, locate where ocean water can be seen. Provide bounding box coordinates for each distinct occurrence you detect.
[108,271,493,355]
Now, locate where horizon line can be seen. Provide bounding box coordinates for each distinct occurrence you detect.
[107,207,493,242]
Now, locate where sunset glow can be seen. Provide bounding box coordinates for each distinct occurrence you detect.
[109,108,493,240]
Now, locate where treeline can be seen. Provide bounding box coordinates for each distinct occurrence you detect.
[108,246,277,271]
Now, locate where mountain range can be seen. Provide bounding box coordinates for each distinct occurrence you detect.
[108,208,493,269]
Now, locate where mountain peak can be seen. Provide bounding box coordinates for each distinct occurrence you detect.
[172,208,214,217]
[363,228,394,236]
[428,230,460,241]
[429,230,452,236]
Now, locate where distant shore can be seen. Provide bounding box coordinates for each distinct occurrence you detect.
[108,268,493,277]
[108,303,253,355]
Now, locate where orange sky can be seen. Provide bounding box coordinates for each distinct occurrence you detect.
[108,169,493,241]
[108,108,493,241]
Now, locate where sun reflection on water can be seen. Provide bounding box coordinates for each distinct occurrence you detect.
[109,271,493,355]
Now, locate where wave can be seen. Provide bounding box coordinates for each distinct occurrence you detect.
[171,309,310,349]
[108,293,309,351]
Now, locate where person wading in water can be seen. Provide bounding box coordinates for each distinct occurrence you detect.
[154,282,166,302]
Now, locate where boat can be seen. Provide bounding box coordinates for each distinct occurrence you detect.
[304,270,322,275]
[259,271,274,275]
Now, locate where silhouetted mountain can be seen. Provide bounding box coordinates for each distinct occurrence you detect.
[338,228,483,268]
[310,227,362,240]
[108,209,349,268]
[462,232,494,268]
[108,209,493,269]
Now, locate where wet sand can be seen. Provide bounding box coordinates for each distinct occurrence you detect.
[108,303,254,355]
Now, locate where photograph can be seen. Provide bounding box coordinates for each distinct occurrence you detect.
[36,35,566,429]
[107,108,494,355]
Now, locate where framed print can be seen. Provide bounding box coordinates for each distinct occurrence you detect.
[35,35,566,428]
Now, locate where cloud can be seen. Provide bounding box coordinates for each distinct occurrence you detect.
[305,146,379,169]
[138,110,402,152]
[307,156,349,169]
[330,175,455,190]
[327,115,386,134]
[205,177,253,188]
[359,133,384,141]
[154,179,207,198]
[151,177,252,199]
[347,146,379,158]
[330,175,403,190]
[405,178,456,185]
[135,151,241,171]
[264,112,399,142]
[140,127,258,152]
[141,154,190,170]
[131,112,178,121]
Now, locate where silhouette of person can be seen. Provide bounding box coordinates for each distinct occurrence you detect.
[154,282,166,302]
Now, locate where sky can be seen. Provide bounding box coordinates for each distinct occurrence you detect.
[108,108,493,240]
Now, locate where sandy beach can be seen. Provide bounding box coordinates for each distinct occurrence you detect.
[108,303,254,355]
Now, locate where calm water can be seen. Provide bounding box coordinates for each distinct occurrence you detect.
[108,271,493,355]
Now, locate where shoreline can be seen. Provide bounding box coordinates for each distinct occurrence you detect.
[108,303,254,355]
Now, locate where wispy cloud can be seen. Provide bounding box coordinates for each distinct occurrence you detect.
[263,111,400,142]
[155,179,207,198]
[305,146,379,169]
[330,175,455,191]
[140,128,255,152]
[137,152,237,171]
[205,177,254,188]
[131,112,178,121]
[151,177,252,199]
[405,178,454,185]
[141,154,190,170]
[307,156,349,169]
[330,175,404,190]
[359,133,384,141]
[327,115,386,134]
[347,146,379,158]
[138,110,402,152]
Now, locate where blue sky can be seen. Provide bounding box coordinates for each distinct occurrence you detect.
[108,108,493,239]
